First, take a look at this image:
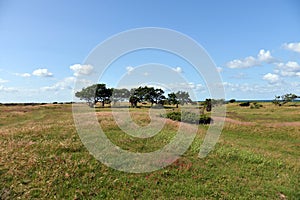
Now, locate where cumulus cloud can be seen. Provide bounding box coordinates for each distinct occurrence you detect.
[226,56,259,69]
[222,81,286,95]
[283,42,300,53]
[263,73,280,84]
[275,61,300,77]
[15,73,31,77]
[172,67,183,73]
[0,78,8,83]
[42,77,93,91]
[167,82,205,92]
[257,49,276,63]
[222,82,252,92]
[126,66,134,74]
[70,64,94,77]
[32,68,53,77]
[226,49,275,69]
[0,85,17,92]
[41,77,76,91]
[216,67,223,73]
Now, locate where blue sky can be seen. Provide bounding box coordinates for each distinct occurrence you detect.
[0,0,300,102]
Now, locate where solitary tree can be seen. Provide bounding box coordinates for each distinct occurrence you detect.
[282,93,298,105]
[273,93,299,106]
[229,99,236,103]
[204,98,212,112]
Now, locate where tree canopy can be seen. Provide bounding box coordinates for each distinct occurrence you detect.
[75,84,193,108]
[75,84,112,107]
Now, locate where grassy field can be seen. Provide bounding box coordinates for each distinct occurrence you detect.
[0,103,299,199]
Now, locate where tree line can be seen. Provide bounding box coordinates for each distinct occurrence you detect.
[75,83,193,108]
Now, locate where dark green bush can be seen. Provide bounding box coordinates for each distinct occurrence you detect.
[229,99,236,103]
[162,111,212,124]
[239,102,250,107]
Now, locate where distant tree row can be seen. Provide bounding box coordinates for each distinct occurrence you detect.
[75,84,192,108]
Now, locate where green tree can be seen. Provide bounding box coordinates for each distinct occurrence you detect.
[282,93,298,105]
[204,98,212,112]
[95,84,113,107]
[111,88,130,105]
[129,86,166,106]
[75,84,112,107]
[129,88,140,108]
[153,88,166,105]
[272,95,281,106]
[176,91,192,106]
[273,93,299,106]
[229,99,236,103]
[75,84,98,107]
[168,92,179,108]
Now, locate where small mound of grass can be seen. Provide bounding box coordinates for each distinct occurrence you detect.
[161,111,212,124]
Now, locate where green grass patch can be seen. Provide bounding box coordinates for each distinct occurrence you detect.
[0,104,299,199]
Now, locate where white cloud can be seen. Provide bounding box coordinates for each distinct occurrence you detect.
[216,67,223,73]
[167,82,205,92]
[0,85,17,92]
[32,68,53,77]
[0,78,8,83]
[41,77,93,92]
[263,73,280,84]
[41,77,76,91]
[275,61,300,77]
[126,66,134,74]
[15,73,31,77]
[222,81,283,95]
[172,67,183,73]
[230,72,248,79]
[70,64,94,77]
[226,56,259,69]
[257,49,275,63]
[226,49,275,69]
[283,42,300,53]
[221,82,259,93]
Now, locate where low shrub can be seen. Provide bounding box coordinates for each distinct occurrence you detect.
[250,102,263,109]
[162,111,212,124]
[239,102,250,107]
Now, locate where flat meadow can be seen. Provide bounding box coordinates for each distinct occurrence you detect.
[0,102,299,199]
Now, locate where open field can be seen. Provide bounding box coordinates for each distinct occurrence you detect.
[0,103,299,199]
